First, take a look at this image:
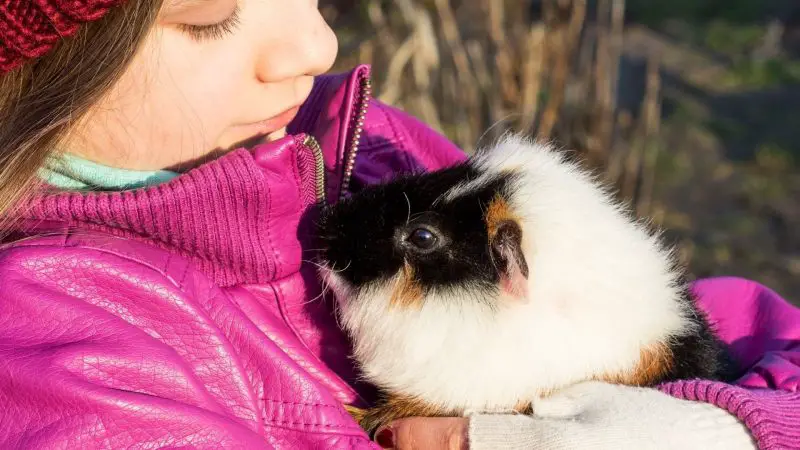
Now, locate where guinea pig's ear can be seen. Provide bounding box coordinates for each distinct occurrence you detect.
[490,220,529,301]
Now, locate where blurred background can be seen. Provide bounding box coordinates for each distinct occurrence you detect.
[320,0,800,305]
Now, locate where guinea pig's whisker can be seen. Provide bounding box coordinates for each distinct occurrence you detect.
[301,259,329,270]
[302,263,335,306]
[334,260,352,273]
[305,276,336,306]
[403,191,411,225]
[302,248,329,253]
[328,286,345,330]
[476,113,521,150]
[303,288,328,305]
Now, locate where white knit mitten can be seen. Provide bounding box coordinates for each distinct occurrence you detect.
[468,381,756,450]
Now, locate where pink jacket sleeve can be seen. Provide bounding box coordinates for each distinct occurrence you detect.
[660,277,800,448]
[0,245,274,449]
[0,241,375,449]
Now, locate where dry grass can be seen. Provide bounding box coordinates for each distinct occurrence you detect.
[325,0,662,220]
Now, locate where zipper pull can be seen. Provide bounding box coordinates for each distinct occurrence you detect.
[302,134,327,205]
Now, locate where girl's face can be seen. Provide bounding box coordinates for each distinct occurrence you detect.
[70,0,337,170]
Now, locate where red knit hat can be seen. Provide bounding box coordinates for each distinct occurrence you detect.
[0,0,127,73]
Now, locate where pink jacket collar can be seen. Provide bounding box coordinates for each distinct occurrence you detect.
[17,66,373,287]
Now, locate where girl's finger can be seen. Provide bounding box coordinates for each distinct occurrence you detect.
[375,416,469,450]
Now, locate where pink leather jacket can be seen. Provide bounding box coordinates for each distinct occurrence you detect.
[0,66,798,449]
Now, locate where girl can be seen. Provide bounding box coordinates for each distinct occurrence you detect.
[0,1,797,449]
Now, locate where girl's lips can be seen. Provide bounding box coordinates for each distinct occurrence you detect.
[242,106,300,136]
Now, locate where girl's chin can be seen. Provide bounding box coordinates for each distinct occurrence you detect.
[220,127,288,151]
[265,127,287,142]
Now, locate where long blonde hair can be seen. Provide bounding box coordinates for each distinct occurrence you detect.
[0,0,163,231]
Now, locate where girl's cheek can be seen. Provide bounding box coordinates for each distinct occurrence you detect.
[141,38,246,150]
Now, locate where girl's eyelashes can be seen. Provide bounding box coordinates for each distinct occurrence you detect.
[177,5,241,42]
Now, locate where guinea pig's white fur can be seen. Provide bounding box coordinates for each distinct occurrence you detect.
[326,135,693,413]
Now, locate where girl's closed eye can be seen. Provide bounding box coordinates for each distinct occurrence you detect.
[162,0,241,42]
[177,5,240,41]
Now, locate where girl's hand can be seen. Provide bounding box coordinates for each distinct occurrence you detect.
[374,416,468,450]
[374,381,756,450]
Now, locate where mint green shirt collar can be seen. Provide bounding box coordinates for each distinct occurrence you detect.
[40,153,179,191]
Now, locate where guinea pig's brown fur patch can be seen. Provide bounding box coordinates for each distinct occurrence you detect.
[389,261,424,308]
[351,394,457,436]
[485,194,521,241]
[599,342,675,386]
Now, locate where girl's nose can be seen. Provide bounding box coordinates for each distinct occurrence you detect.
[255,7,338,83]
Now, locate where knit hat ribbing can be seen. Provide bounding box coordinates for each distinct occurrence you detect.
[0,0,126,73]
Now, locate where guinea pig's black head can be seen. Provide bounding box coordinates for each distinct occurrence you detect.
[317,163,529,309]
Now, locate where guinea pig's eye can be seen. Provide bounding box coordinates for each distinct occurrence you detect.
[407,227,438,250]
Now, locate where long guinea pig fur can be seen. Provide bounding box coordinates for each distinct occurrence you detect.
[316,135,734,434]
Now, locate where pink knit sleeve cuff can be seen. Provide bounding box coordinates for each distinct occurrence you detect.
[660,380,800,449]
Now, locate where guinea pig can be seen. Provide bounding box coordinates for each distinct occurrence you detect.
[316,135,734,435]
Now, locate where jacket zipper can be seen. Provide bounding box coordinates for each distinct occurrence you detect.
[338,75,372,201]
[302,134,327,205]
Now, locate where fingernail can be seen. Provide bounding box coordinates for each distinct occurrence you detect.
[375,427,395,448]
